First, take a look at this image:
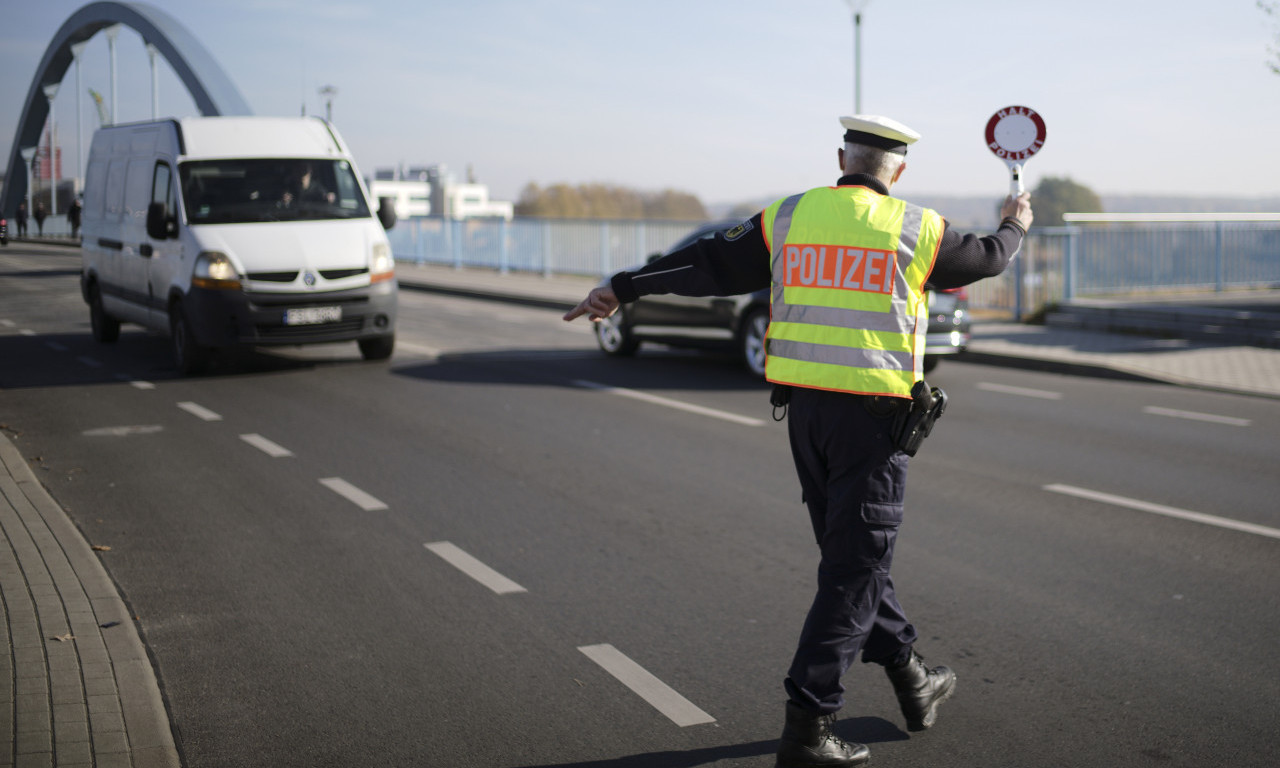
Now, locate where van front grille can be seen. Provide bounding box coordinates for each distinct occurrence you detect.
[319,268,368,279]
[247,271,299,282]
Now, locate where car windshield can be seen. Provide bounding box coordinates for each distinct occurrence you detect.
[179,158,371,224]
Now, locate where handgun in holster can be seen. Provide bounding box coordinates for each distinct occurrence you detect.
[892,380,948,456]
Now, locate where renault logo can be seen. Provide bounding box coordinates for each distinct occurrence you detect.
[303,270,316,287]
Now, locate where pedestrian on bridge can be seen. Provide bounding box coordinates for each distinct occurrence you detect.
[565,114,1033,767]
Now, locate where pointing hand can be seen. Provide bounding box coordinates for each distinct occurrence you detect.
[563,286,620,322]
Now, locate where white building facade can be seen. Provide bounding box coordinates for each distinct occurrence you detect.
[368,164,512,221]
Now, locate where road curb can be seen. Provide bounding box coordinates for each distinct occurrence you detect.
[0,432,181,768]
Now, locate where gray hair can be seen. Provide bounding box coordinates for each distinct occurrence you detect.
[842,143,904,182]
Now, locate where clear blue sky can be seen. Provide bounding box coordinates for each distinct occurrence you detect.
[3,0,1279,208]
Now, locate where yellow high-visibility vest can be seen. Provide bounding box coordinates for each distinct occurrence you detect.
[761,185,944,398]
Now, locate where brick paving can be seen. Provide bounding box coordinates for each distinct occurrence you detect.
[1,437,178,768]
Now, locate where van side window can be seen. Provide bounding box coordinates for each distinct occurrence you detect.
[84,160,108,219]
[152,163,174,213]
[104,160,128,221]
[124,158,153,224]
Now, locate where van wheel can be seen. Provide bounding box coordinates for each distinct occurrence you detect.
[359,334,395,361]
[739,307,769,378]
[169,301,208,375]
[89,283,120,343]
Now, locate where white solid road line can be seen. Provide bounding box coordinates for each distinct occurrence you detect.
[977,382,1063,400]
[176,401,222,421]
[572,379,765,427]
[318,477,389,511]
[239,433,294,458]
[1142,405,1251,427]
[424,542,527,595]
[1045,484,1280,540]
[394,340,441,360]
[577,644,716,727]
[115,374,156,390]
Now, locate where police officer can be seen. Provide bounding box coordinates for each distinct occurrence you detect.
[565,115,1032,767]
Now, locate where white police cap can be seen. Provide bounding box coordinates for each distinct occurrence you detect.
[839,115,921,155]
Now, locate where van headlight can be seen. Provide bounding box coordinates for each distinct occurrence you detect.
[192,251,242,290]
[370,242,395,283]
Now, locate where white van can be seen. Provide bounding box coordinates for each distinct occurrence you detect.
[80,116,397,373]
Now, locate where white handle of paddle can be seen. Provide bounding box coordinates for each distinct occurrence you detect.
[1009,163,1025,197]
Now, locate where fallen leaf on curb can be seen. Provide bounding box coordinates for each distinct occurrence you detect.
[50,634,75,642]
[92,545,111,551]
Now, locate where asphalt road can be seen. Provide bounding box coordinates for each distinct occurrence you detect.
[3,243,1279,768]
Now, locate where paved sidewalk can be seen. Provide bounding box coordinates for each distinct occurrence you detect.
[395,262,1280,400]
[1,435,179,768]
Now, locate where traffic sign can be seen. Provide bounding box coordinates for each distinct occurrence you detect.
[986,106,1046,195]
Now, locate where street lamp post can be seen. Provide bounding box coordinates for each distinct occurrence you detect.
[43,83,59,216]
[842,0,872,113]
[71,41,87,194]
[21,147,36,218]
[105,24,121,126]
[319,85,337,122]
[146,43,160,119]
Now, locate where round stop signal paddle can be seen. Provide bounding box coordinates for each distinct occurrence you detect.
[985,106,1046,197]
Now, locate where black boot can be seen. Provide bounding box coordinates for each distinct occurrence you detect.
[884,650,956,732]
[775,701,871,767]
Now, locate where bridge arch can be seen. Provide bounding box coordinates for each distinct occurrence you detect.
[2,1,252,217]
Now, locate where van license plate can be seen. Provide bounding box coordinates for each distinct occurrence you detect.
[284,306,342,325]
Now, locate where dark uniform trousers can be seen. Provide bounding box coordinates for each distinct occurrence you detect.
[783,385,918,714]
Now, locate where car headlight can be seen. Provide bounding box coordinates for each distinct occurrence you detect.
[192,251,242,289]
[370,242,395,283]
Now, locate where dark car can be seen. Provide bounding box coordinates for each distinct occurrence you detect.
[592,221,970,376]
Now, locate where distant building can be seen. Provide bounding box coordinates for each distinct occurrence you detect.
[368,164,512,221]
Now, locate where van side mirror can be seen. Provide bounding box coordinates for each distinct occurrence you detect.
[146,202,176,240]
[377,197,396,230]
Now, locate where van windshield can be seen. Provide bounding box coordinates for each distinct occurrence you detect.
[179,158,371,224]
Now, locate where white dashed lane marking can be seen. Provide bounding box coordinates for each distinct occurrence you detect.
[177,401,222,421]
[1142,406,1250,427]
[239,433,294,458]
[577,644,716,727]
[318,477,388,511]
[1045,484,1280,540]
[572,379,765,427]
[424,542,527,595]
[977,382,1063,400]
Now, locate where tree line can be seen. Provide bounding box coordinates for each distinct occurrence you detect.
[512,176,1105,228]
[514,182,707,221]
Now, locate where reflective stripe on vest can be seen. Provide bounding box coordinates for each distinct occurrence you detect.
[762,185,943,398]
